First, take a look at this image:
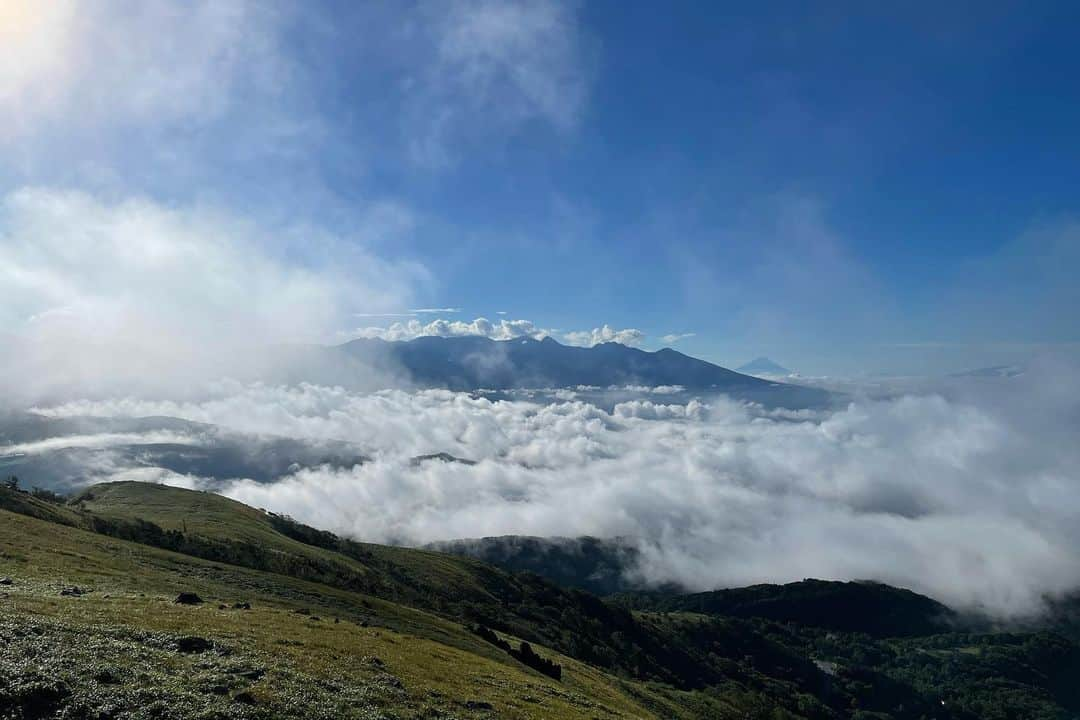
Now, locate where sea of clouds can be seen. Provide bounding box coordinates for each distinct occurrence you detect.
[5,0,1078,630]
[24,363,1080,619]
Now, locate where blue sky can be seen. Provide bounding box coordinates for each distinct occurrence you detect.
[2,1,1078,375]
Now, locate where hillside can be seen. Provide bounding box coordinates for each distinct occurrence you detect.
[615,580,959,638]
[430,538,958,637]
[0,488,661,719]
[3,480,1080,719]
[428,535,643,596]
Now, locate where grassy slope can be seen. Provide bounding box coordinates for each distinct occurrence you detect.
[0,503,677,720]
[5,483,842,718]
[62,484,829,700]
[7,482,1078,720]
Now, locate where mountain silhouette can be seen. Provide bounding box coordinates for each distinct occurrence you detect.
[736,357,791,376]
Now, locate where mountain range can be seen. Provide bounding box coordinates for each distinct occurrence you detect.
[340,336,768,389]
[331,336,829,406]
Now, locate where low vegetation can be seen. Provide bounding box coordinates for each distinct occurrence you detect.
[2,478,1079,719]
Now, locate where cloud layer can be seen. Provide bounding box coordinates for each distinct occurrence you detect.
[33,365,1080,618]
[351,316,647,347]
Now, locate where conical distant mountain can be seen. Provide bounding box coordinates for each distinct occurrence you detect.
[736,357,791,376]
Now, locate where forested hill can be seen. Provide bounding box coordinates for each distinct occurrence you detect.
[614,580,959,638]
[433,536,959,637]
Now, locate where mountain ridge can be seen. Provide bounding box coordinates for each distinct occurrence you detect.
[339,335,766,390]
[335,336,831,406]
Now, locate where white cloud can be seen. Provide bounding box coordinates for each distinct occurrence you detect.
[410,307,462,314]
[351,316,650,348]
[352,317,550,342]
[36,363,1080,618]
[563,324,645,347]
[661,333,696,344]
[0,187,426,401]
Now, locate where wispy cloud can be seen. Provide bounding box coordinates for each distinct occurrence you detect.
[1,0,297,151]
[661,333,696,344]
[405,0,592,167]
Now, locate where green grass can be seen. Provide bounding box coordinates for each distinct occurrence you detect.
[70,482,526,607]
[0,507,668,719]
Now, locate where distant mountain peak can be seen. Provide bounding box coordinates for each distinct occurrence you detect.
[736,357,791,376]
